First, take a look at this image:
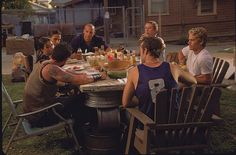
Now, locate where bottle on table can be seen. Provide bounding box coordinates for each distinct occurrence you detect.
[76,48,83,60]
[99,45,106,55]
[131,50,136,66]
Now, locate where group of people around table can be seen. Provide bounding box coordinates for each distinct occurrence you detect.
[22,21,213,149]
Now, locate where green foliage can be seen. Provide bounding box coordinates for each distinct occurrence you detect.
[2,0,32,10]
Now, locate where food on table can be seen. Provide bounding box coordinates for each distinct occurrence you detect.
[107,70,127,79]
[66,58,79,64]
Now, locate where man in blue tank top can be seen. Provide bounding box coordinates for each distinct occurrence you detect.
[122,37,197,120]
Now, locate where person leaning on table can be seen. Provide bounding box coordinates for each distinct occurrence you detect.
[122,37,197,121]
[23,42,106,146]
[178,27,213,84]
[70,23,109,54]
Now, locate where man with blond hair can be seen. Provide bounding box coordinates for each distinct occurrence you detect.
[178,27,213,84]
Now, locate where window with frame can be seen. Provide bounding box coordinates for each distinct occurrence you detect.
[148,0,169,16]
[198,0,217,15]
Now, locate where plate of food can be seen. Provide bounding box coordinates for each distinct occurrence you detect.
[63,65,85,71]
[66,58,79,64]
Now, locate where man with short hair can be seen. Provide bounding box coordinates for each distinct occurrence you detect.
[70,23,109,53]
[140,21,166,60]
[143,20,159,37]
[49,29,62,46]
[23,42,104,145]
[178,27,213,84]
[35,37,54,63]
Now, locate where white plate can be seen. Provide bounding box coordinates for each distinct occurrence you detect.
[63,65,85,71]
[66,59,79,64]
[82,52,94,56]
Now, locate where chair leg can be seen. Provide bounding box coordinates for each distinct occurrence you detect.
[64,126,70,138]
[4,119,22,154]
[67,123,80,151]
[125,116,136,155]
[2,112,13,134]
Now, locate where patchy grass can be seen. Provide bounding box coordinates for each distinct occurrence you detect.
[2,75,236,154]
[208,89,236,153]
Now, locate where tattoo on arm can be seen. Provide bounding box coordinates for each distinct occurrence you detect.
[62,73,72,82]
[49,65,58,77]
[48,65,73,82]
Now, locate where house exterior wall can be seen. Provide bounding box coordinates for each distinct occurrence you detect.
[143,0,235,41]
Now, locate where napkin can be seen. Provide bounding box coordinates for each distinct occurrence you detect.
[117,78,127,84]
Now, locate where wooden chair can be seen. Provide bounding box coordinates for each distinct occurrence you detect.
[211,57,230,115]
[125,85,223,154]
[166,52,179,64]
[2,83,80,154]
[212,57,230,86]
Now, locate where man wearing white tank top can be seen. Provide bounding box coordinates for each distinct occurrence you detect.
[178,27,213,84]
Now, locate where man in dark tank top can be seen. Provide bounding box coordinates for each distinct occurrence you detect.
[122,37,197,120]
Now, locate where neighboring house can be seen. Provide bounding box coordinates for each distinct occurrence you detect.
[49,0,235,41]
[141,0,235,41]
[3,0,234,42]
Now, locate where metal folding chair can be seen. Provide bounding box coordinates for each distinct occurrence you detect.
[2,82,80,154]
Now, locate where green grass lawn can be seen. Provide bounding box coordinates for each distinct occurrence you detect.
[2,74,236,154]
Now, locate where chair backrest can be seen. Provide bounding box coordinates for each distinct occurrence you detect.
[212,57,230,84]
[2,83,19,117]
[151,85,222,150]
[166,52,179,64]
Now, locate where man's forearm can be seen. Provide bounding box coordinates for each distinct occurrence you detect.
[195,74,212,84]
[178,51,186,65]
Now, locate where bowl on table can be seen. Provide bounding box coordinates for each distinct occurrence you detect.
[104,60,131,79]
[107,70,128,79]
[105,59,131,71]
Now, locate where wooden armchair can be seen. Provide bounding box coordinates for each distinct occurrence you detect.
[125,85,223,154]
[2,83,80,154]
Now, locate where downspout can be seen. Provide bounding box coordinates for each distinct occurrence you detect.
[131,0,135,36]
[180,0,184,39]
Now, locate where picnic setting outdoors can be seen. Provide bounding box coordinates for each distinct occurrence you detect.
[1,0,236,155]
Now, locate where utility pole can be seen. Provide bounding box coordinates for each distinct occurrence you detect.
[103,0,110,44]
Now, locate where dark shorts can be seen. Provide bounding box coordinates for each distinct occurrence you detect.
[29,93,97,128]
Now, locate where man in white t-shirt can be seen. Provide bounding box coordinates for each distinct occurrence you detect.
[178,27,213,84]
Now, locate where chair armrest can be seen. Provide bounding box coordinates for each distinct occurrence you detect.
[13,100,23,104]
[210,83,231,88]
[126,108,155,126]
[211,114,224,125]
[18,102,64,118]
[196,83,232,88]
